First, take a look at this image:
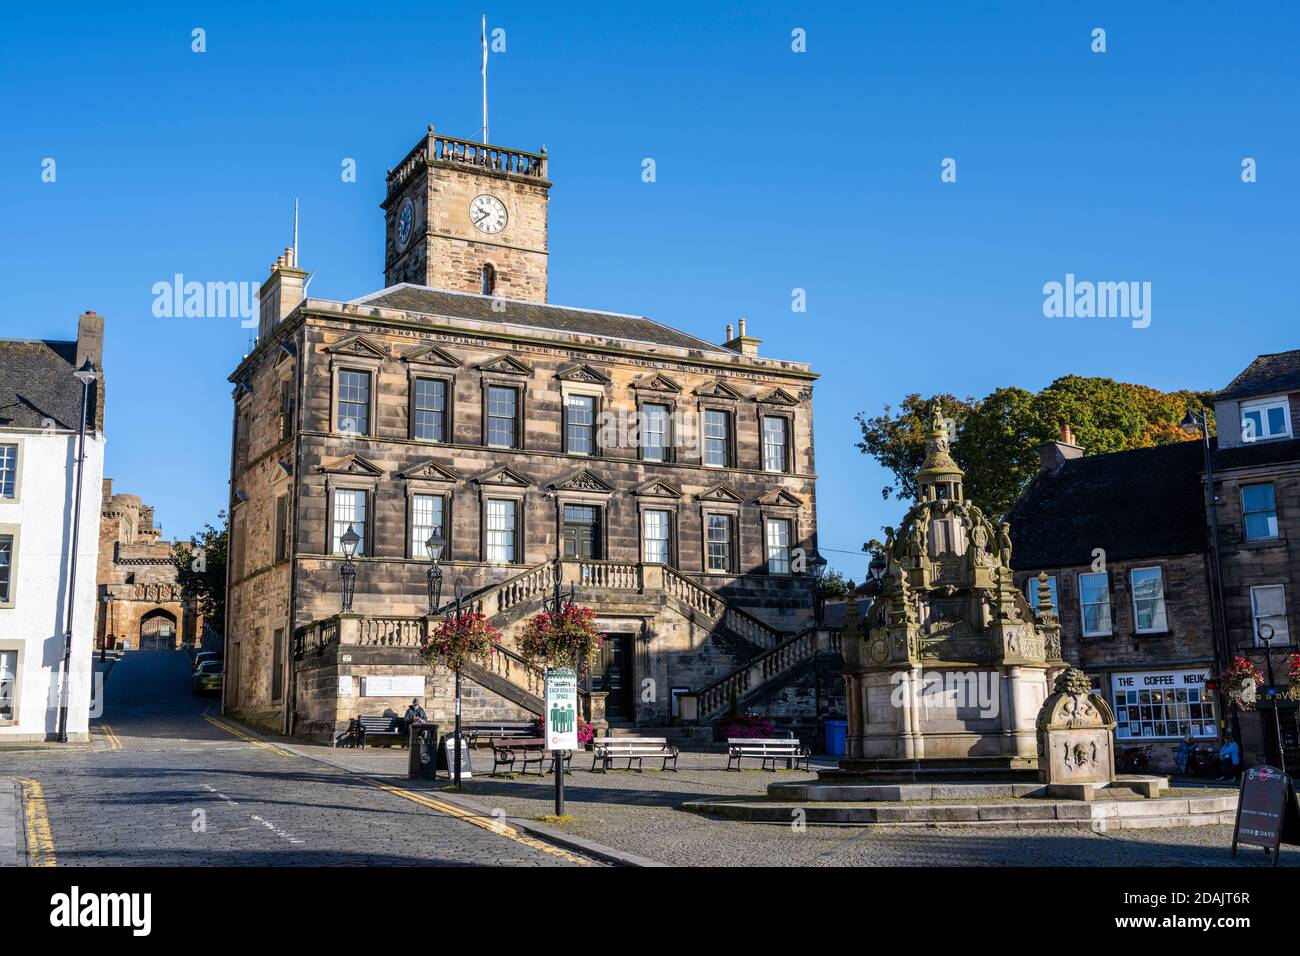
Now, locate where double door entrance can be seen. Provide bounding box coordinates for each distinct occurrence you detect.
[562,504,600,560]
[591,632,633,721]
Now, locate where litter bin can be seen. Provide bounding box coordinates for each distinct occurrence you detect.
[824,720,848,757]
[408,722,440,779]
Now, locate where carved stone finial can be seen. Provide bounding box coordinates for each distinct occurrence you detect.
[1053,666,1092,697]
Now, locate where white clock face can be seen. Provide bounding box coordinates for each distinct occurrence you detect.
[469,194,507,234]
[396,199,414,250]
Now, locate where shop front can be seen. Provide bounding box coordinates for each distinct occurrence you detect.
[1106,666,1218,773]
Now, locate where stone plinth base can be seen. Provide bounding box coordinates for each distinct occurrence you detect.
[825,754,1040,783]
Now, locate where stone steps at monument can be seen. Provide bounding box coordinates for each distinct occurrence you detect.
[680,792,1239,831]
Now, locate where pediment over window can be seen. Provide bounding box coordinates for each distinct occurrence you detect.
[756,387,800,407]
[556,362,612,385]
[233,488,249,504]
[397,459,462,482]
[273,460,294,482]
[404,344,462,368]
[697,482,744,503]
[694,380,744,401]
[318,454,384,477]
[324,335,388,359]
[477,354,533,376]
[633,477,684,499]
[551,468,615,494]
[274,341,297,367]
[756,488,803,507]
[473,465,533,487]
[633,373,682,394]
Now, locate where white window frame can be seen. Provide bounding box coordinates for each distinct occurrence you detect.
[410,493,445,560]
[0,441,21,501]
[331,488,369,556]
[761,416,789,473]
[485,498,518,564]
[1078,571,1112,637]
[1129,566,1169,634]
[335,368,374,437]
[565,394,596,456]
[0,645,20,725]
[486,385,519,450]
[642,509,671,565]
[1241,397,1292,443]
[702,409,730,468]
[1250,584,1290,647]
[705,513,734,574]
[1241,483,1279,541]
[765,517,792,575]
[0,526,19,609]
[1023,575,1058,616]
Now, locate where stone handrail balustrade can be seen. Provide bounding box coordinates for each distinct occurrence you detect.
[387,129,548,199]
[678,627,840,722]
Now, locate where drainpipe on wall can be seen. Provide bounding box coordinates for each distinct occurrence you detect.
[57,361,97,743]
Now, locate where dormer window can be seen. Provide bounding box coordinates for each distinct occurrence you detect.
[1241,398,1291,443]
[481,264,496,296]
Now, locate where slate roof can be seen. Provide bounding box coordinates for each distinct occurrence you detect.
[1213,435,1300,471]
[1007,440,1208,569]
[1216,349,1300,401]
[0,338,90,432]
[351,285,730,354]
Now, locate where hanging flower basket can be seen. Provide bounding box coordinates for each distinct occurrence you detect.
[518,603,602,672]
[1287,653,1300,702]
[1216,656,1265,711]
[419,611,501,671]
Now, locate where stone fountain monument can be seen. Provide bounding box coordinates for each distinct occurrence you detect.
[837,403,1067,780]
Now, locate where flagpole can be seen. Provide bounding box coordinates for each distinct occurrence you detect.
[481,14,489,144]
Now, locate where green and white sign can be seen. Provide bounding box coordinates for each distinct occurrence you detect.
[544,667,579,751]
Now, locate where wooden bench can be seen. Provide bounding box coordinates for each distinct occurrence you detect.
[347,715,406,749]
[726,738,811,772]
[490,737,571,777]
[591,737,679,773]
[467,720,538,749]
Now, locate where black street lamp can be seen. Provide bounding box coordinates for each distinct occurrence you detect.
[425,531,444,615]
[1255,622,1291,774]
[57,359,97,743]
[808,552,828,626]
[1180,408,1233,743]
[339,524,360,612]
[542,559,575,618]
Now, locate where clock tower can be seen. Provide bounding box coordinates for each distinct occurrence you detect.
[382,126,552,303]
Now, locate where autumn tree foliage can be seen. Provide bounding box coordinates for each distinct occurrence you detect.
[856,376,1216,520]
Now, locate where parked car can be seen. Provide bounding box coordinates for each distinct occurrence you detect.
[193,651,222,673]
[192,660,224,696]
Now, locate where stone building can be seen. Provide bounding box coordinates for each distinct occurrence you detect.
[1007,351,1300,773]
[96,480,202,651]
[225,128,824,741]
[1007,428,1218,773]
[0,312,104,742]
[1207,350,1300,769]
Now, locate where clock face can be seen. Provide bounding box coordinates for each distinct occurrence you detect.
[396,199,414,250]
[469,194,507,234]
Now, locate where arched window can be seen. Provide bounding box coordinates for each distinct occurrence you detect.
[481,264,496,296]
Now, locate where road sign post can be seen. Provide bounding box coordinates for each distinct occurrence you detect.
[544,667,578,816]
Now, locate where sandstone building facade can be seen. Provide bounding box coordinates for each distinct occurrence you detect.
[225,129,823,740]
[96,480,202,651]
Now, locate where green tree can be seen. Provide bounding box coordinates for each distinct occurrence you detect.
[857,377,1216,518]
[854,392,974,502]
[173,513,229,639]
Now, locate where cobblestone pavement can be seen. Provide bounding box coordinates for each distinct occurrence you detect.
[0,652,591,867]
[291,744,1295,868]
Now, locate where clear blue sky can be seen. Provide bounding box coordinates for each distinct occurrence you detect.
[3,2,1296,579]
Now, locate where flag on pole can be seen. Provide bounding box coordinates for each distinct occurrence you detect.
[481,14,489,144]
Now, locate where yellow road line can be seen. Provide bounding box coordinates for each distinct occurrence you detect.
[19,778,56,867]
[203,714,297,759]
[203,714,590,864]
[362,777,592,865]
[96,723,121,751]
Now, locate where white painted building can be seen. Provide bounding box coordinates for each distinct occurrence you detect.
[0,312,105,742]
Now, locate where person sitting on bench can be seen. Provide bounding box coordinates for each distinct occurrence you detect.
[399,699,428,735]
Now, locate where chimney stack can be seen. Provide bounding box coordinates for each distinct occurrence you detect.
[722,317,762,357]
[1038,423,1085,473]
[258,248,308,340]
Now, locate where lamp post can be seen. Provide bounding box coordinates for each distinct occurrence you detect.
[56,360,97,744]
[541,560,575,813]
[339,524,360,612]
[1255,622,1290,774]
[99,592,111,663]
[449,577,466,786]
[808,552,828,626]
[425,531,444,615]
[1181,408,1233,743]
